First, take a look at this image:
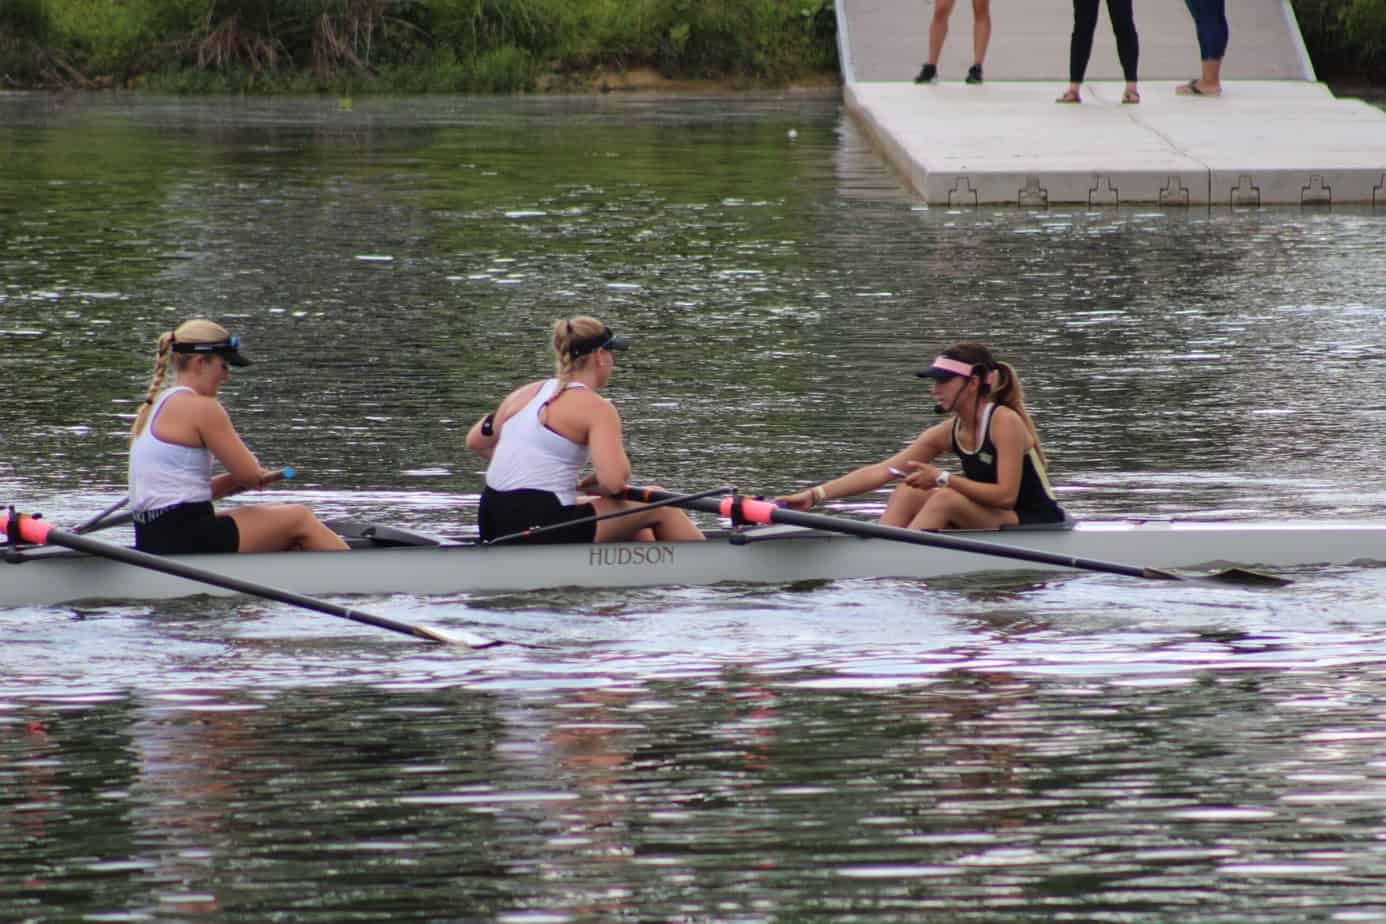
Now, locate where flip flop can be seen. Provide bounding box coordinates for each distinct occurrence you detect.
[1055,89,1081,104]
[1122,89,1140,104]
[1177,80,1219,97]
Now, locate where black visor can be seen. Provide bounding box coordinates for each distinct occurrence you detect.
[568,327,630,359]
[172,335,252,367]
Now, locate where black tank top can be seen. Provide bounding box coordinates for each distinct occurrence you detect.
[951,404,1065,524]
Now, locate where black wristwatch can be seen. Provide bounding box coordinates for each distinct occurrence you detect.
[480,413,495,437]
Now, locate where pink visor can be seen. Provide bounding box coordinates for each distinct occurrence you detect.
[916,355,975,379]
[916,355,997,386]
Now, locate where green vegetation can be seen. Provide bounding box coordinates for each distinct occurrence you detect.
[0,0,838,92]
[1294,0,1386,85]
[1,0,1383,93]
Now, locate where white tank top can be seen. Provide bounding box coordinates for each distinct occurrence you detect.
[128,387,213,512]
[485,379,590,505]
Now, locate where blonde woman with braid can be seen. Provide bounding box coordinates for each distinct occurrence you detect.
[779,342,1067,530]
[466,315,704,544]
[127,319,348,555]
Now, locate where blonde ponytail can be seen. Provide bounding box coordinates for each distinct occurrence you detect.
[129,331,176,440]
[128,318,233,440]
[551,315,606,382]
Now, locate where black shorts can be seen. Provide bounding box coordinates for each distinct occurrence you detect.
[479,487,597,545]
[133,501,240,556]
[1016,503,1068,526]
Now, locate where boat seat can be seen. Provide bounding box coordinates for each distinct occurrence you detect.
[325,518,442,548]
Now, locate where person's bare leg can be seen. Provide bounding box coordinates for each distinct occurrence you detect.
[1179,58,1222,95]
[230,504,349,552]
[593,498,704,542]
[881,484,930,528]
[907,489,1018,531]
[1201,57,1222,93]
[971,0,991,68]
[927,0,956,67]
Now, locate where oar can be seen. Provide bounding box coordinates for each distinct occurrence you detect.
[624,487,1291,587]
[74,468,296,535]
[487,486,732,545]
[1,509,502,648]
[73,496,131,534]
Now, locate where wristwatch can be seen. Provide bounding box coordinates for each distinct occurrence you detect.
[935,471,951,488]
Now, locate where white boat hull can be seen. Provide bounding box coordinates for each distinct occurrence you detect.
[5,520,1386,608]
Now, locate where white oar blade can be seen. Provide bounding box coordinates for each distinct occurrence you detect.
[414,624,503,649]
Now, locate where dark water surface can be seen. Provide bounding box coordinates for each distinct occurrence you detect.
[4,93,1386,922]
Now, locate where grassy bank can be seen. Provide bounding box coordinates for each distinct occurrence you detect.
[1,0,1382,93]
[0,0,838,92]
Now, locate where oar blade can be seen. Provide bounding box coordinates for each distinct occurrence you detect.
[411,623,503,649]
[1142,565,1293,587]
[1207,567,1294,587]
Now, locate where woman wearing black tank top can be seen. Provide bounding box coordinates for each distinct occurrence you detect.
[779,342,1066,530]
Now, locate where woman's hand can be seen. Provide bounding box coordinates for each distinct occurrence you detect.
[899,460,941,490]
[776,489,816,511]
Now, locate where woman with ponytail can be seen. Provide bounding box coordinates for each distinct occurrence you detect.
[466,315,704,545]
[779,342,1066,530]
[127,319,348,555]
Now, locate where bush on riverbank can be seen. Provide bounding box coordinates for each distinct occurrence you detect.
[1,0,1383,93]
[0,0,838,92]
[1295,0,1386,84]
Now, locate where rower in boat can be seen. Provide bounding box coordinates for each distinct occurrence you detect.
[779,342,1067,530]
[465,315,704,545]
[127,319,349,555]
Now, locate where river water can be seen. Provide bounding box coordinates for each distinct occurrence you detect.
[4,92,1386,923]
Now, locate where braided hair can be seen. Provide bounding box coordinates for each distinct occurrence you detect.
[128,318,232,439]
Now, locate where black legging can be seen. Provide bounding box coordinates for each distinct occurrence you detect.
[1069,0,1139,83]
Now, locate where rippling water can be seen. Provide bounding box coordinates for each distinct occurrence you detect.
[4,93,1386,922]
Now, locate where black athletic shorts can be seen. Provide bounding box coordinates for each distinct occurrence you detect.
[1016,503,1068,526]
[133,501,240,555]
[479,487,597,545]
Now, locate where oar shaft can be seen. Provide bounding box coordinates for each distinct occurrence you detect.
[487,486,730,545]
[73,497,130,534]
[1,512,494,648]
[624,487,1156,580]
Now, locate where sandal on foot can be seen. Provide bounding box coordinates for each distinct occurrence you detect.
[1122,89,1140,104]
[1176,80,1219,96]
[1055,89,1081,104]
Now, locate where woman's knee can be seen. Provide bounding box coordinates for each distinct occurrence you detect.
[881,485,928,527]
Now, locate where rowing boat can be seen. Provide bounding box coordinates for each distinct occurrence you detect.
[4,516,1386,608]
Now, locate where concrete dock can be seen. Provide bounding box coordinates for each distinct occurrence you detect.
[837,0,1386,205]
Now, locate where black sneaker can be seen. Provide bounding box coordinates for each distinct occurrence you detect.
[965,64,983,84]
[914,63,937,84]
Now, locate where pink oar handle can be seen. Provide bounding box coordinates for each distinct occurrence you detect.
[1,511,52,545]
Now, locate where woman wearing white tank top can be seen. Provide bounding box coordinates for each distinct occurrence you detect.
[466,315,704,545]
[126,318,348,555]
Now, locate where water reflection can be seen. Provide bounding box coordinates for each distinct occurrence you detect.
[8,669,1386,922]
[4,94,1386,922]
